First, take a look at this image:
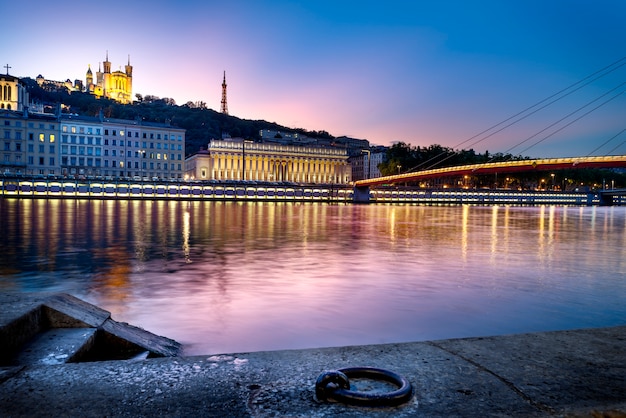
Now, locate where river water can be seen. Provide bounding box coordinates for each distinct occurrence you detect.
[1,198,625,355]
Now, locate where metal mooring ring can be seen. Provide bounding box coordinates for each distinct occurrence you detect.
[315,367,413,407]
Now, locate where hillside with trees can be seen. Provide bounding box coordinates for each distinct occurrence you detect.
[22,78,333,157]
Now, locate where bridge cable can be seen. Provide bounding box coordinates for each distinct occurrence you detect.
[502,82,626,156]
[586,128,626,156]
[516,86,626,155]
[405,56,626,173]
[604,130,626,155]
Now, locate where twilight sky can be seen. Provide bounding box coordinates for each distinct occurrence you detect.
[3,0,625,157]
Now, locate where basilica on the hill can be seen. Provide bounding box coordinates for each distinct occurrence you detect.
[85,52,133,104]
[35,52,133,104]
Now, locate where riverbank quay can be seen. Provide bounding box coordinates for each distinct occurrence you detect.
[0,176,616,205]
[1,294,625,417]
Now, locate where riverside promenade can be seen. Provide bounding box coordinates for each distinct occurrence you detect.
[1,293,625,417]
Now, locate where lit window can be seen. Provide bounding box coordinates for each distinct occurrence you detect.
[39,133,44,142]
[50,134,55,143]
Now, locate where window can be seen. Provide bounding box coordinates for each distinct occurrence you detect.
[50,134,55,143]
[39,157,44,165]
[4,142,10,151]
[28,144,33,152]
[29,133,34,141]
[3,131,9,139]
[15,132,21,140]
[71,126,76,133]
[49,157,54,165]
[50,145,55,153]
[62,126,68,133]
[15,143,21,151]
[39,144,44,153]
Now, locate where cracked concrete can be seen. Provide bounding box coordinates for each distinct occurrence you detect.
[1,326,626,417]
[1,293,625,417]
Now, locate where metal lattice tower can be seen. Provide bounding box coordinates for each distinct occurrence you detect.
[220,71,228,114]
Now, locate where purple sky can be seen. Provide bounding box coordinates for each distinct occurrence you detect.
[4,0,625,157]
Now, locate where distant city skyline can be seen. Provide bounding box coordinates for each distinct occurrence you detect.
[3,0,625,157]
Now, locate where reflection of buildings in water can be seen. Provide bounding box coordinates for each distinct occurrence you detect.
[185,138,352,184]
[90,247,134,316]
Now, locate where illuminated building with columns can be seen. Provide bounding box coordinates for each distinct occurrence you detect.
[86,52,133,104]
[185,138,352,184]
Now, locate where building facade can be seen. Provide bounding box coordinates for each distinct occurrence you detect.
[86,53,133,104]
[100,118,185,179]
[349,150,386,180]
[1,74,29,112]
[1,110,185,180]
[185,138,352,184]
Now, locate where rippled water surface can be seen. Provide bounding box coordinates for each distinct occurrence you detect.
[1,199,625,355]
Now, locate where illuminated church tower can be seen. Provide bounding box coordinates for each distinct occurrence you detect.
[87,52,133,104]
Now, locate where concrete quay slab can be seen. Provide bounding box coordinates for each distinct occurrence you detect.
[1,325,625,417]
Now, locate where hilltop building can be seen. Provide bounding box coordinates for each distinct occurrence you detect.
[86,52,133,104]
[34,52,133,104]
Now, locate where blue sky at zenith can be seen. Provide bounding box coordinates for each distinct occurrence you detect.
[2,0,625,157]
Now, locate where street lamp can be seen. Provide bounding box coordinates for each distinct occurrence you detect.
[551,173,555,190]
